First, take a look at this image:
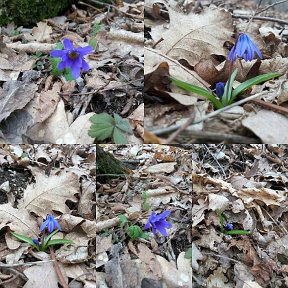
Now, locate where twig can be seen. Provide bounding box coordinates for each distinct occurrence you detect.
[178,130,259,143]
[251,99,288,116]
[232,14,288,26]
[255,0,288,15]
[58,78,143,96]
[50,247,68,288]
[0,260,54,268]
[150,90,270,135]
[86,0,143,20]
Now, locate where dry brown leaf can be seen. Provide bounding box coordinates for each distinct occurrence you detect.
[19,171,79,217]
[32,22,52,42]
[144,162,177,173]
[23,262,63,288]
[242,110,288,143]
[0,203,38,248]
[0,81,37,123]
[154,7,233,66]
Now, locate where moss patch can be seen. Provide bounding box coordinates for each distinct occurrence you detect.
[0,0,76,27]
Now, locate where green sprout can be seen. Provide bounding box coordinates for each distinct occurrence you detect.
[170,70,281,109]
[118,214,149,241]
[216,208,251,235]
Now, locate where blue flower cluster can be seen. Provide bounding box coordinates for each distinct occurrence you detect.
[144,210,172,236]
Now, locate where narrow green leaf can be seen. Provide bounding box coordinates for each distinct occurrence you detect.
[169,76,224,109]
[11,232,40,251]
[230,72,281,103]
[184,247,192,259]
[224,230,251,235]
[46,239,74,247]
[222,68,238,106]
[42,229,59,249]
[216,208,224,233]
[89,38,97,50]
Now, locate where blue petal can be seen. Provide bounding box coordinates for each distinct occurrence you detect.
[76,45,93,56]
[228,45,236,61]
[40,218,49,232]
[144,222,150,230]
[156,225,168,236]
[71,66,81,79]
[50,50,65,57]
[158,210,171,219]
[81,59,90,71]
[63,38,74,50]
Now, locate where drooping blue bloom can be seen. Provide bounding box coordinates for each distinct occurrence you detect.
[32,238,40,245]
[228,33,262,62]
[215,82,225,98]
[144,210,172,236]
[40,214,62,233]
[225,223,234,230]
[50,38,93,79]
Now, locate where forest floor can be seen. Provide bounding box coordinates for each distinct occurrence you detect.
[96,144,192,287]
[192,144,288,287]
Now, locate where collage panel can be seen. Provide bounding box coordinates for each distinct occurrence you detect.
[0,0,143,144]
[96,144,192,287]
[192,144,288,287]
[0,144,96,287]
[144,0,288,144]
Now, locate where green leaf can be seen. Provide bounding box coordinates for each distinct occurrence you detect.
[222,68,238,106]
[49,57,62,76]
[114,114,133,134]
[230,72,281,103]
[89,38,97,50]
[140,232,150,240]
[46,239,74,247]
[11,232,40,251]
[184,247,192,259]
[169,76,224,109]
[55,42,64,50]
[216,208,224,233]
[224,230,251,235]
[127,225,143,240]
[91,22,101,36]
[118,214,128,229]
[42,229,59,250]
[88,113,115,140]
[63,68,75,81]
[113,127,129,144]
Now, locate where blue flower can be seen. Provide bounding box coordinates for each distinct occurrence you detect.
[225,223,234,230]
[50,38,93,79]
[144,210,172,236]
[32,238,40,245]
[228,33,262,62]
[215,82,225,98]
[40,214,62,233]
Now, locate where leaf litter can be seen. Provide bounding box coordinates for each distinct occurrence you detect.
[192,144,288,287]
[96,144,192,288]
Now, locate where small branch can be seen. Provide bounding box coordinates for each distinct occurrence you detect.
[50,247,68,288]
[251,99,288,116]
[150,90,271,135]
[232,14,288,26]
[255,0,288,15]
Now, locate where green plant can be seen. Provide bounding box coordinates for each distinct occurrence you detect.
[169,70,281,109]
[88,113,133,144]
[141,191,150,211]
[118,214,149,241]
[216,208,251,235]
